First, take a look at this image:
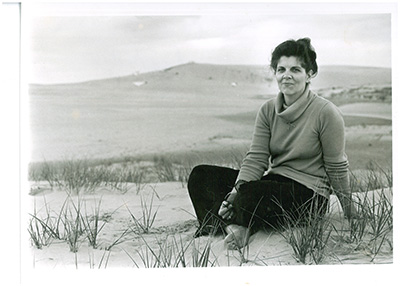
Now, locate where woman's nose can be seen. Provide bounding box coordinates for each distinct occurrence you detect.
[282,73,293,79]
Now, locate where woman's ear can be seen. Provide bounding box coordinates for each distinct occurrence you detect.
[307,70,316,82]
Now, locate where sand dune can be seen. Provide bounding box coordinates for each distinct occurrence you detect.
[28,63,391,163]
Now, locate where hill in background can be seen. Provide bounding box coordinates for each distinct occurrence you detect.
[28,63,392,163]
[30,62,391,98]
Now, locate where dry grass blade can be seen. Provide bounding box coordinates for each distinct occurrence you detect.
[123,248,140,268]
[61,195,84,253]
[191,239,216,267]
[105,228,131,251]
[81,196,108,249]
[126,193,159,234]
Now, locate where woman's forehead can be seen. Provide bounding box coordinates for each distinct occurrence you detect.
[277,56,304,67]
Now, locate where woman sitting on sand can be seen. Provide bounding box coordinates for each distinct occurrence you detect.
[187,37,358,249]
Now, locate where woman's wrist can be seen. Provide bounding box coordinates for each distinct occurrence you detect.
[234,180,247,192]
[223,180,247,204]
[225,190,237,203]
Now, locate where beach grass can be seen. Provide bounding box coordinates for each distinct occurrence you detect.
[126,193,159,234]
[28,152,392,267]
[277,203,334,265]
[81,196,108,249]
[28,200,54,249]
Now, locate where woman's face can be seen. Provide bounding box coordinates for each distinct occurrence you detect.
[275,56,312,100]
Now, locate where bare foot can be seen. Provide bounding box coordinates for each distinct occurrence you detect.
[224,224,250,250]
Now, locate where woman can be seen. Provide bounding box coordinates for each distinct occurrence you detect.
[187,38,358,249]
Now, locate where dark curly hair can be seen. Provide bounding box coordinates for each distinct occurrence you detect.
[270,38,318,76]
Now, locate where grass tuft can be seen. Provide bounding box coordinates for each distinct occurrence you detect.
[127,193,159,234]
[278,202,334,265]
[81,197,108,249]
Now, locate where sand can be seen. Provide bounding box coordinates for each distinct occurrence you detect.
[20,64,395,285]
[25,181,393,270]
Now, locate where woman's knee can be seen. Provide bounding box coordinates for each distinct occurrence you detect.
[187,164,238,196]
[187,165,209,194]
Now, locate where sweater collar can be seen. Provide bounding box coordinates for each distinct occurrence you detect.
[275,84,316,123]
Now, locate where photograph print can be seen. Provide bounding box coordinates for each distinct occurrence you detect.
[23,2,394,271]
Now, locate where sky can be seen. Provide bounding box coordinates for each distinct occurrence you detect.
[25,2,394,84]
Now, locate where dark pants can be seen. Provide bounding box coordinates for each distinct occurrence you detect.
[187,164,328,237]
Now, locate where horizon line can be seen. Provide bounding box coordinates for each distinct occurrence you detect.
[29,61,392,86]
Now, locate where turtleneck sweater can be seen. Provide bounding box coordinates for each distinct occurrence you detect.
[237,85,350,199]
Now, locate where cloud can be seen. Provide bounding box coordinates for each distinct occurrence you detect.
[27,12,392,84]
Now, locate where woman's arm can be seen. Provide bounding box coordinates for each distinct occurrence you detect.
[237,102,272,182]
[219,103,271,220]
[326,162,357,219]
[319,102,358,219]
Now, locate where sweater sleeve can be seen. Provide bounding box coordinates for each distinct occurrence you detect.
[237,103,271,182]
[319,102,350,195]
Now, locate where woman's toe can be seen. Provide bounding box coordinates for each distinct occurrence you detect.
[223,224,250,249]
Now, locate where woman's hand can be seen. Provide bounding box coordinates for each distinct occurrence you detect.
[344,202,361,220]
[218,190,237,220]
[340,195,360,220]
